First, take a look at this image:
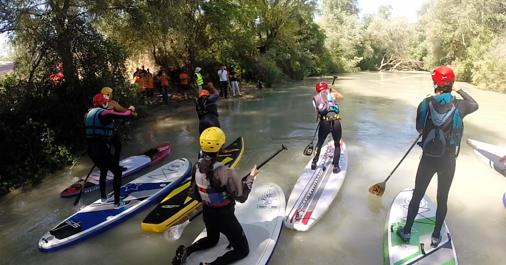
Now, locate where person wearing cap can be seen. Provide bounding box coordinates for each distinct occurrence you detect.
[396,65,478,247]
[84,93,135,208]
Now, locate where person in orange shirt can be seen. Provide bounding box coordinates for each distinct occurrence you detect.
[160,70,170,104]
[179,68,191,100]
[134,72,144,94]
[145,69,154,98]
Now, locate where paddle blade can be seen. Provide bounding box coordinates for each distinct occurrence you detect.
[164,219,190,241]
[303,144,314,156]
[369,181,386,197]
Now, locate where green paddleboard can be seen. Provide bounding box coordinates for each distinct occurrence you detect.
[384,189,458,265]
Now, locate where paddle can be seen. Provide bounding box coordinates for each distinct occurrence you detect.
[165,144,288,240]
[368,134,422,197]
[303,75,338,156]
[73,165,96,206]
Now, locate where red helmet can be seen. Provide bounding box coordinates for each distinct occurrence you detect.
[315,82,328,93]
[92,93,109,107]
[432,66,455,88]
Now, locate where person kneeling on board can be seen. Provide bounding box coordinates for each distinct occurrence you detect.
[397,65,478,247]
[172,127,258,265]
[311,81,344,173]
[84,93,135,208]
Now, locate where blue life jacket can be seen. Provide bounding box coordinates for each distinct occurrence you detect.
[195,160,232,207]
[84,108,113,139]
[418,93,463,157]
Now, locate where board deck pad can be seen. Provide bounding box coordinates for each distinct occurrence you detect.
[385,189,458,265]
[284,140,348,231]
[141,137,244,233]
[186,183,285,265]
[39,158,191,252]
[60,143,171,197]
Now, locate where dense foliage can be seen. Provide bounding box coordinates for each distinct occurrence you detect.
[320,0,506,92]
[0,0,505,193]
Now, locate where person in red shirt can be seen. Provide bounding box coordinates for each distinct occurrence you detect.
[179,68,191,100]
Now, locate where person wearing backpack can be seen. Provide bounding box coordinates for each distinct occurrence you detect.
[196,83,220,135]
[311,81,344,173]
[397,65,478,247]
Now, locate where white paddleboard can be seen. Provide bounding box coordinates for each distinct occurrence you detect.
[186,183,285,265]
[284,140,348,231]
[466,139,506,177]
[385,189,458,265]
[39,158,191,252]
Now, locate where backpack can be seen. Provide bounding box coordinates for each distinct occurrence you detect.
[313,90,339,116]
[421,97,463,157]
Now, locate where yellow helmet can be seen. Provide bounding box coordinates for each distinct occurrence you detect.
[199,127,226,153]
[101,87,113,97]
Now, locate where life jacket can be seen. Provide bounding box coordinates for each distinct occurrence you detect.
[195,72,204,86]
[160,74,169,86]
[420,95,463,157]
[196,96,218,119]
[84,108,113,139]
[179,72,189,85]
[313,90,339,118]
[195,160,232,207]
[145,74,154,89]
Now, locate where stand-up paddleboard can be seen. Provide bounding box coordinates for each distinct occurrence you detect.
[61,143,171,197]
[141,137,244,233]
[39,158,191,252]
[503,193,506,208]
[385,189,458,265]
[466,139,506,177]
[186,183,285,265]
[284,140,347,231]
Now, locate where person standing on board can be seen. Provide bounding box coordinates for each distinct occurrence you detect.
[172,127,258,265]
[84,93,135,208]
[311,81,344,173]
[196,83,220,135]
[397,66,478,247]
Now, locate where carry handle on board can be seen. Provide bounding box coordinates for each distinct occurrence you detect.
[166,144,287,241]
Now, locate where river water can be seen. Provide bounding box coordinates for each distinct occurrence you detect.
[1,72,505,264]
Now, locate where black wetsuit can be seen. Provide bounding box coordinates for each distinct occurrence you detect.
[85,108,133,204]
[313,113,342,169]
[196,95,220,134]
[185,160,253,265]
[403,90,478,238]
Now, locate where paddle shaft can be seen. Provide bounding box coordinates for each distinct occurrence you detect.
[242,144,287,181]
[383,134,422,183]
[73,164,96,206]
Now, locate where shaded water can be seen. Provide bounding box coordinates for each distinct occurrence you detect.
[1,72,505,264]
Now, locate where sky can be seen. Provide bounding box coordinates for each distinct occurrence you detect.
[357,0,428,23]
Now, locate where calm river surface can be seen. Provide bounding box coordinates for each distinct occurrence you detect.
[1,72,505,265]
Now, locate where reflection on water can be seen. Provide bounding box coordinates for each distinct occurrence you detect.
[0,72,505,265]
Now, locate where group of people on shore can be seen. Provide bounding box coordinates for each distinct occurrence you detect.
[132,65,242,104]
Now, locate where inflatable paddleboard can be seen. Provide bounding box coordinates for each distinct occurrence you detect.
[284,140,348,231]
[39,158,191,252]
[60,143,171,197]
[466,139,506,177]
[385,189,458,265]
[141,137,244,233]
[186,183,285,265]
